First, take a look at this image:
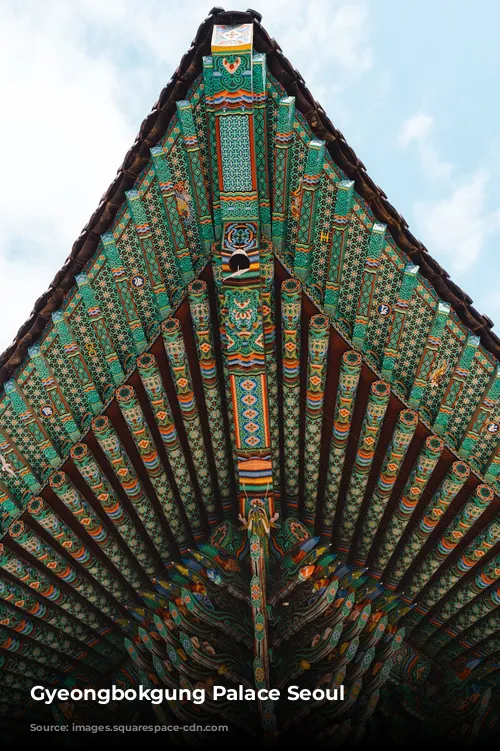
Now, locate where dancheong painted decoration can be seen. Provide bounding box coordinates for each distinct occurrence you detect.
[0,9,499,747]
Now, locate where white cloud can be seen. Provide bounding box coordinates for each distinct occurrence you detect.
[398,112,434,147]
[0,0,373,355]
[398,111,452,182]
[414,169,500,274]
[481,289,500,329]
[418,141,454,183]
[399,110,500,274]
[261,0,373,106]
[0,2,133,354]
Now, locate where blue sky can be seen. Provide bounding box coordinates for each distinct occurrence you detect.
[1,0,500,354]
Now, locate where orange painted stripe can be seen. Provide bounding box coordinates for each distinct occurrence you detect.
[230,376,241,449]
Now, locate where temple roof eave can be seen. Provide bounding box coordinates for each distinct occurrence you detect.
[1,8,499,388]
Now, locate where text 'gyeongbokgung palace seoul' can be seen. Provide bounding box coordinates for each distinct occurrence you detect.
[0,8,499,746]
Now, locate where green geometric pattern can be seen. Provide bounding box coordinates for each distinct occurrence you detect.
[0,16,498,741]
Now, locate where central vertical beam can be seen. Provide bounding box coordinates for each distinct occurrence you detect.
[207,24,275,520]
[206,23,276,734]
